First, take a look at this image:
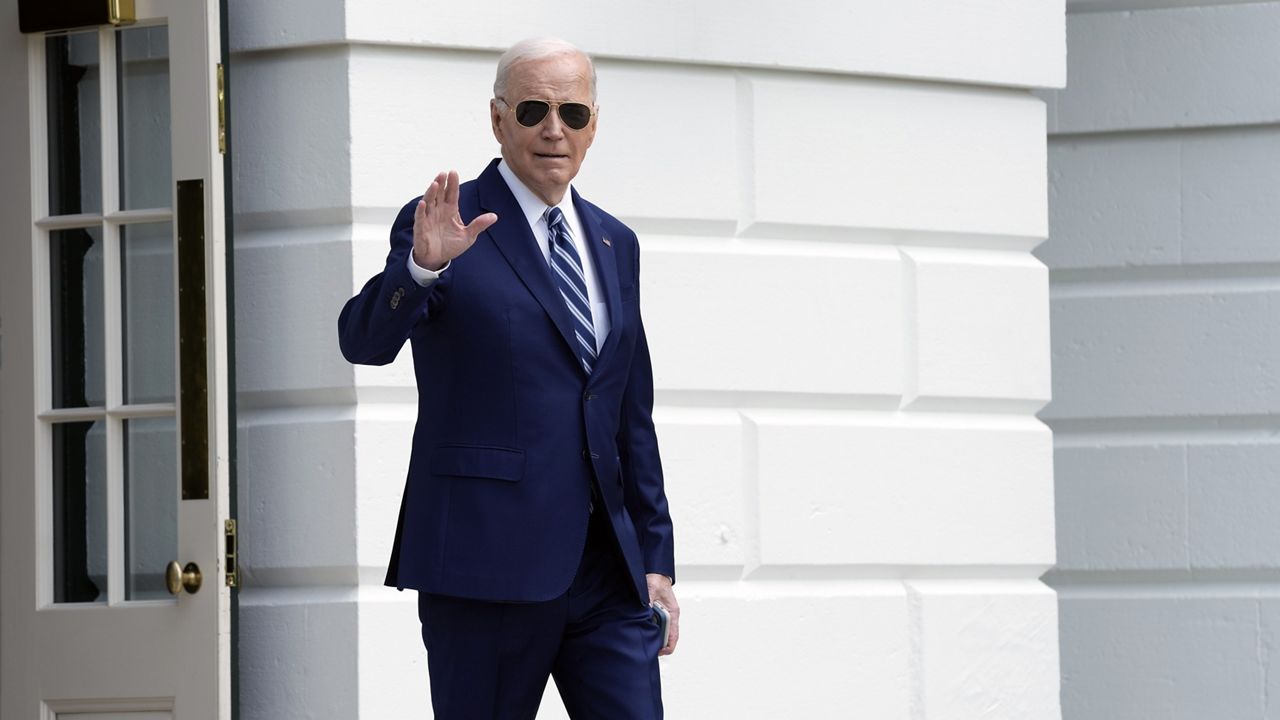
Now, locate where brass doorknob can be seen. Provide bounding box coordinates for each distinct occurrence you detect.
[165,561,203,595]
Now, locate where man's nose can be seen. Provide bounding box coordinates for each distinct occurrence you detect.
[540,109,566,139]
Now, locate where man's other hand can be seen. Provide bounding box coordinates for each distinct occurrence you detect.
[413,170,498,271]
[646,573,680,656]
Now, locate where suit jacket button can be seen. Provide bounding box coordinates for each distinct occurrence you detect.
[581,450,590,460]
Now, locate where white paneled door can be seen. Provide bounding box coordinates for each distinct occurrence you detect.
[0,0,232,718]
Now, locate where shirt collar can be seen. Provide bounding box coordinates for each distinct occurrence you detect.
[496,159,580,233]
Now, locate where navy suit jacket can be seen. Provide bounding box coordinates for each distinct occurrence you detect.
[338,159,675,605]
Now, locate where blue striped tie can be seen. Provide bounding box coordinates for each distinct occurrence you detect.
[546,206,597,374]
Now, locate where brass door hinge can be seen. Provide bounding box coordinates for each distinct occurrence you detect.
[224,518,239,587]
[216,63,226,155]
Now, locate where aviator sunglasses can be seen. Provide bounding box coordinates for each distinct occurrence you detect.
[499,98,595,130]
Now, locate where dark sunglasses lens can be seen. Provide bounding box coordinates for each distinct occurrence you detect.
[515,101,550,127]
[558,103,592,130]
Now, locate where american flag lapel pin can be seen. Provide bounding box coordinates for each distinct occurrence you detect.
[602,236,612,247]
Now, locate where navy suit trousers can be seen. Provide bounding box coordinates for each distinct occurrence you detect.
[418,507,665,720]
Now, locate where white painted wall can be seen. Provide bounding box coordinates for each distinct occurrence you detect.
[1039,2,1280,717]
[229,2,1064,717]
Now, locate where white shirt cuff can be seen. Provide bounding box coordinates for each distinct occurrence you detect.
[407,254,450,286]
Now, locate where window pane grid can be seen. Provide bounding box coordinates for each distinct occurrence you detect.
[40,24,177,607]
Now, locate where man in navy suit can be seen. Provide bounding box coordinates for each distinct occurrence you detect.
[338,37,679,719]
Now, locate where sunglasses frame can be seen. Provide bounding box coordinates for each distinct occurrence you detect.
[496,97,597,131]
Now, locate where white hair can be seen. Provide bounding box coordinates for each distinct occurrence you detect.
[493,37,597,103]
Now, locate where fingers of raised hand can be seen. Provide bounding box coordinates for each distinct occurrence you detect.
[444,170,461,207]
[416,171,482,266]
[424,172,446,210]
[414,196,427,228]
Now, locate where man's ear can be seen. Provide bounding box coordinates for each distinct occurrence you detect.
[490,100,504,142]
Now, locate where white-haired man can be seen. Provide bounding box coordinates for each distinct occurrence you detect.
[338,37,679,719]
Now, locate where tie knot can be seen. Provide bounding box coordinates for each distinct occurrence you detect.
[545,206,566,231]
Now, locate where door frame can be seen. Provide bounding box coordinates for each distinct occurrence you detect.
[0,0,236,716]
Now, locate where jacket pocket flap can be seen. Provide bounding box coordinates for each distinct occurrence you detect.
[430,444,525,482]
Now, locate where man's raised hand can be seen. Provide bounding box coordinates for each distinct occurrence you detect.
[412,170,498,271]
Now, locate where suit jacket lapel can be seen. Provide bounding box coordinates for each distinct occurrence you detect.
[573,188,624,369]
[476,161,579,361]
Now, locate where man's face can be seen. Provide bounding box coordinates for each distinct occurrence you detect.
[491,53,597,206]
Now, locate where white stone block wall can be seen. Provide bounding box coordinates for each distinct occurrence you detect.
[1039,2,1280,717]
[229,1,1064,717]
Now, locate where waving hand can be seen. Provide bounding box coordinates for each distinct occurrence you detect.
[412,170,498,271]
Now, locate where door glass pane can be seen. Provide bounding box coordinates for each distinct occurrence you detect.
[122,222,175,404]
[124,417,177,601]
[117,25,171,210]
[53,421,107,603]
[51,227,105,408]
[46,31,102,216]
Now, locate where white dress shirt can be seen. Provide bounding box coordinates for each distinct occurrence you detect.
[407,161,611,351]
